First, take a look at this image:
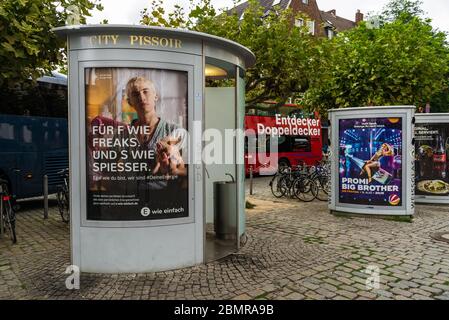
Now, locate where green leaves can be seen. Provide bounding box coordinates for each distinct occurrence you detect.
[306,11,449,114]
[0,0,102,87]
[1,42,15,53]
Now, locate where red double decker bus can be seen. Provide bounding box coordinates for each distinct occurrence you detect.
[244,107,323,175]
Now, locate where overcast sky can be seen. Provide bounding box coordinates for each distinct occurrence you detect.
[86,0,449,34]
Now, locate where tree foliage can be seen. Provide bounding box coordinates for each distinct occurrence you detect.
[140,0,321,108]
[0,0,103,87]
[379,0,425,23]
[305,15,449,113]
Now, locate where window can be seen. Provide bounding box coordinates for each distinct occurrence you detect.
[327,28,334,39]
[275,135,290,153]
[302,0,309,4]
[307,20,315,35]
[295,18,304,27]
[292,136,311,152]
[296,19,315,35]
[269,135,311,153]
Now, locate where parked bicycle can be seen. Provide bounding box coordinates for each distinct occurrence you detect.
[0,179,17,244]
[56,168,70,223]
[307,160,331,202]
[269,165,318,202]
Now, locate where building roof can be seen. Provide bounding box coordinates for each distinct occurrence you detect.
[230,1,357,33]
[230,0,292,19]
[320,10,356,32]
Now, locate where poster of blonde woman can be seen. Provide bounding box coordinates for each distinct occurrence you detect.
[339,117,403,207]
[85,67,188,221]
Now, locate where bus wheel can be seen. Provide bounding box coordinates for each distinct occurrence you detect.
[278,159,290,171]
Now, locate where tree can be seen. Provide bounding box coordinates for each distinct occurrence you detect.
[379,0,425,23]
[430,87,449,113]
[305,16,449,114]
[140,0,322,109]
[0,0,103,87]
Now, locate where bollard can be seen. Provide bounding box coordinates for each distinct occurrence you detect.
[250,166,253,195]
[44,175,48,219]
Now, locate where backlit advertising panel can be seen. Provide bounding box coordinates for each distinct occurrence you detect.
[85,67,188,221]
[338,117,403,207]
[415,123,449,197]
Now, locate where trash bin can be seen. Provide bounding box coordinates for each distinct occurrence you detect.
[214,178,237,240]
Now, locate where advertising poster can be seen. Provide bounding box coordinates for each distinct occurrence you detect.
[415,124,449,196]
[85,67,189,221]
[338,117,403,206]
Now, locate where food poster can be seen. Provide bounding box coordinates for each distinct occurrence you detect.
[415,123,449,196]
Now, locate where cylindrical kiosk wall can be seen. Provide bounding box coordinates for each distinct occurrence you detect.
[329,106,415,216]
[415,114,449,204]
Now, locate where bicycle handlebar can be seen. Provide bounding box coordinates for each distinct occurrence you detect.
[57,168,69,175]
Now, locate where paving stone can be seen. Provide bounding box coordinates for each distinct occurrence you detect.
[390,287,413,298]
[335,290,357,299]
[432,283,449,292]
[420,285,443,295]
[357,291,378,299]
[286,292,305,300]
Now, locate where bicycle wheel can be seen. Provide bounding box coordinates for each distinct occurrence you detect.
[1,184,17,244]
[314,176,329,201]
[57,190,70,223]
[294,177,318,202]
[7,211,17,244]
[270,175,287,198]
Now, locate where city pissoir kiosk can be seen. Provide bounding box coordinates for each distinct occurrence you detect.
[55,25,255,273]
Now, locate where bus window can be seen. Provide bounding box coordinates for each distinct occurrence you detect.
[292,136,311,152]
[263,135,291,153]
[0,121,17,152]
[245,135,256,153]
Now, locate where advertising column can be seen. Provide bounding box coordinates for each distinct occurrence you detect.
[85,67,189,221]
[329,106,414,216]
[415,115,449,203]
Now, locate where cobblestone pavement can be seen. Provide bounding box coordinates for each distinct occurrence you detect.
[1,178,449,300]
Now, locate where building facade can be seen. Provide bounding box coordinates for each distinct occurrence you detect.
[232,0,363,38]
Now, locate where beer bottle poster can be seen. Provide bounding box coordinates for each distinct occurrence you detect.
[85,67,189,221]
[338,117,403,206]
[415,124,449,196]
